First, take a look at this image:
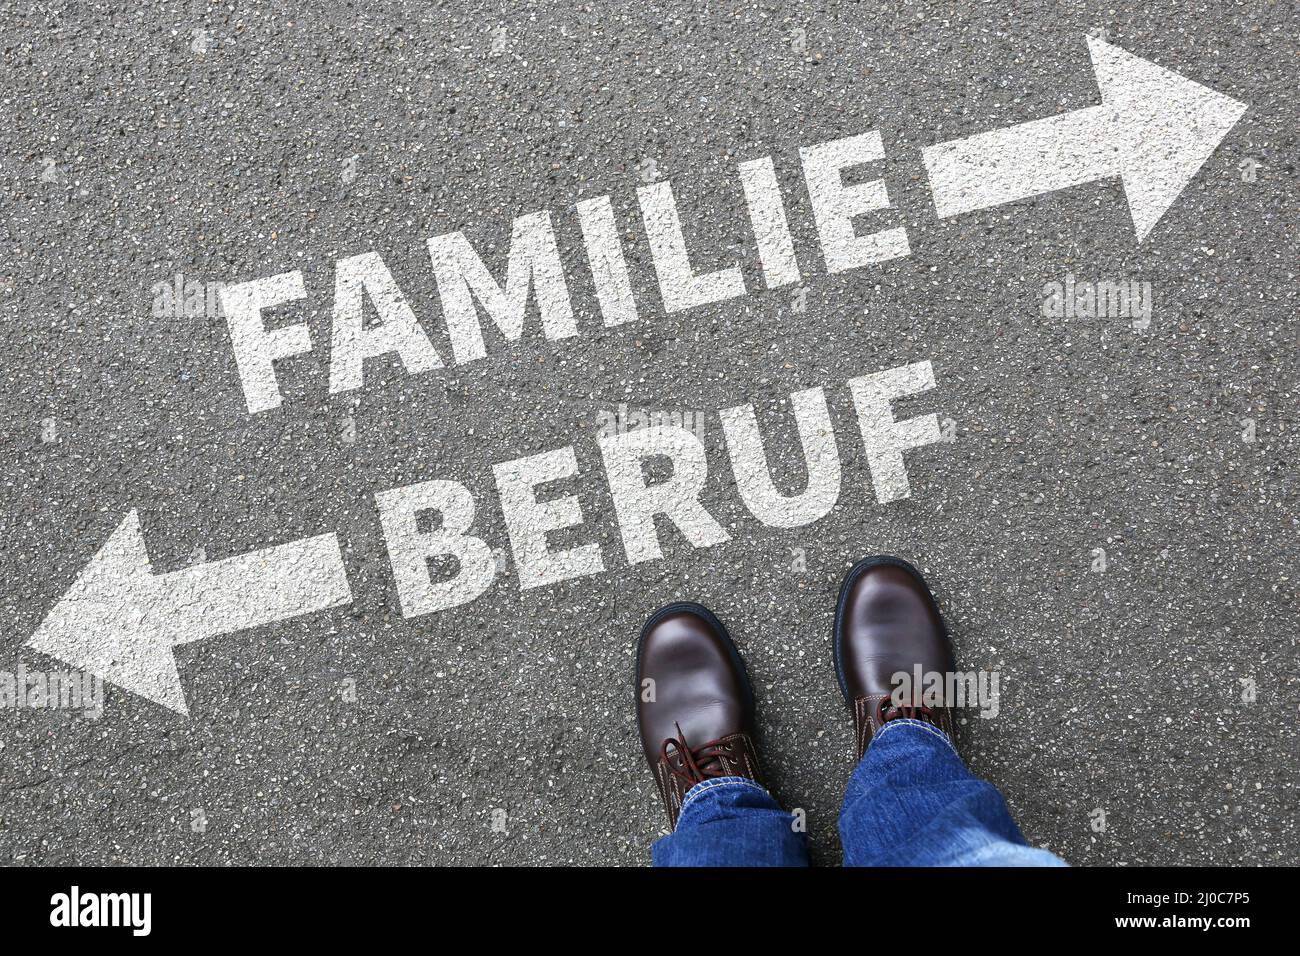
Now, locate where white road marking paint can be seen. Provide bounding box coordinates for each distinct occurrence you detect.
[636,179,748,312]
[427,210,577,366]
[328,251,444,394]
[599,423,733,564]
[218,271,311,414]
[799,130,910,273]
[27,362,945,715]
[923,36,1247,241]
[32,38,1250,717]
[719,386,841,528]
[738,155,802,288]
[25,511,351,715]
[575,195,639,326]
[374,479,498,618]
[493,447,606,590]
[848,361,942,504]
[215,39,1247,414]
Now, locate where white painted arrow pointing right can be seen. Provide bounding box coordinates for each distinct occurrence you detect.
[923,37,1248,241]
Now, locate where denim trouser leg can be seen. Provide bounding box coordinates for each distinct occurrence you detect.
[651,777,811,867]
[838,719,1067,866]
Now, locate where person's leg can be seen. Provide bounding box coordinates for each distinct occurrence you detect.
[652,776,809,867]
[839,719,1065,866]
[832,556,1065,867]
[636,602,809,867]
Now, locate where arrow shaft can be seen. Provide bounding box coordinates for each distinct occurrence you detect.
[166,533,351,644]
[924,105,1119,218]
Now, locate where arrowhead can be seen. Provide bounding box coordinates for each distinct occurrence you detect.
[25,510,189,715]
[1088,36,1247,241]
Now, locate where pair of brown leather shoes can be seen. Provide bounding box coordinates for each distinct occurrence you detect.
[636,556,955,828]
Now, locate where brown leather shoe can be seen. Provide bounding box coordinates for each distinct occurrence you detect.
[834,556,956,760]
[636,602,763,828]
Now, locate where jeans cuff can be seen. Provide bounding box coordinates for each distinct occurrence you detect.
[679,776,770,815]
[870,717,961,759]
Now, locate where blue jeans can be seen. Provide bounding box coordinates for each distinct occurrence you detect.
[652,719,1067,867]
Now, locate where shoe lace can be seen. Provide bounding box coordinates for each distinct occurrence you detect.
[875,696,940,727]
[661,722,736,786]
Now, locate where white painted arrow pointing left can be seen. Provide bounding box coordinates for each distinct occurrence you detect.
[25,510,352,715]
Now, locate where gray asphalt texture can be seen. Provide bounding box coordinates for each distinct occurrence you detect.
[1,0,1296,866]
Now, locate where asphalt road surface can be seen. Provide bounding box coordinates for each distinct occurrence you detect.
[1,1,1296,866]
